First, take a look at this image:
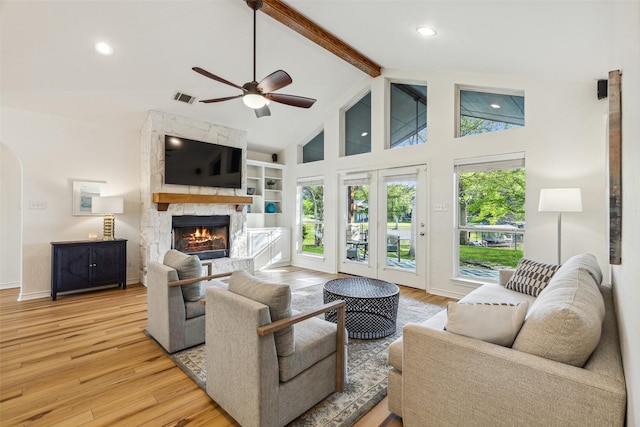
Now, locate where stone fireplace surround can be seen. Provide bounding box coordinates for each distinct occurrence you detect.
[139,111,250,284]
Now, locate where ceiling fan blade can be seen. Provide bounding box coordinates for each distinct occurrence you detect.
[192,67,245,91]
[257,70,292,94]
[266,93,316,109]
[255,105,271,118]
[199,94,243,103]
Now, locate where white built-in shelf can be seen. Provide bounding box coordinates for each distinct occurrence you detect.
[246,160,285,228]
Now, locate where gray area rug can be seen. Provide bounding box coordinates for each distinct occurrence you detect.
[169,283,444,426]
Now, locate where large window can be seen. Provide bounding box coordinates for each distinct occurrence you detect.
[389,82,427,148]
[302,130,324,163]
[456,86,524,137]
[344,92,371,156]
[298,178,324,255]
[455,155,525,281]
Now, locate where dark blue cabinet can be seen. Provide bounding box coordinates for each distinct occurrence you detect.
[51,239,127,300]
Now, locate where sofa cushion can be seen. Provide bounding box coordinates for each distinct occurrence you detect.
[278,316,336,382]
[389,283,536,372]
[505,258,560,297]
[512,266,605,367]
[558,253,603,285]
[185,300,206,319]
[229,270,294,357]
[446,301,529,347]
[163,250,203,302]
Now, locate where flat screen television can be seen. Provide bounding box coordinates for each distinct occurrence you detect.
[164,135,242,189]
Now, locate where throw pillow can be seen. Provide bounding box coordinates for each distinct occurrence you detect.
[163,250,203,302]
[229,270,294,357]
[446,301,529,347]
[505,258,560,297]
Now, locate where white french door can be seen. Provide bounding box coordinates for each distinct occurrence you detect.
[339,165,427,289]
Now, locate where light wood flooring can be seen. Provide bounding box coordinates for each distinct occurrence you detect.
[0,267,455,426]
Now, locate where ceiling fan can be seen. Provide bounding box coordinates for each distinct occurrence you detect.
[192,0,316,118]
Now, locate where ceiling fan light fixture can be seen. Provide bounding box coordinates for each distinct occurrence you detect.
[243,93,267,109]
[416,26,437,37]
[94,41,114,55]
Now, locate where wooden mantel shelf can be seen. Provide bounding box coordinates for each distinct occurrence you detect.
[152,193,253,212]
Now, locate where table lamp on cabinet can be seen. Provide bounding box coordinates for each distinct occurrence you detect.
[92,196,124,240]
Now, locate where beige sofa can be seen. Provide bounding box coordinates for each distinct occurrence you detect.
[388,254,627,426]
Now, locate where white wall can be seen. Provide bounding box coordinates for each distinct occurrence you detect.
[611,2,640,425]
[0,107,141,300]
[0,143,23,288]
[286,69,608,298]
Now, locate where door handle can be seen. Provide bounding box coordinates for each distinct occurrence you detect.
[419,232,425,236]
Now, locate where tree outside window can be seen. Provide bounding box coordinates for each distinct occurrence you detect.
[300,184,324,255]
[456,157,525,280]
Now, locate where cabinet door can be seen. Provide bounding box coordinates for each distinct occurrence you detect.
[248,230,273,270]
[55,246,92,291]
[271,228,291,265]
[92,243,125,286]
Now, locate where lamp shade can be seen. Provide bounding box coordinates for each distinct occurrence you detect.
[91,196,124,214]
[538,188,582,212]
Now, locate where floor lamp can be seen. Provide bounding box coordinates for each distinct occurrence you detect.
[92,196,124,240]
[538,188,582,265]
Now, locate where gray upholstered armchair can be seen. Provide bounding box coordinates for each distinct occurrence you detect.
[205,270,346,427]
[146,250,231,353]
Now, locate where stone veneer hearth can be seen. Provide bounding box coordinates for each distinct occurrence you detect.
[139,111,249,284]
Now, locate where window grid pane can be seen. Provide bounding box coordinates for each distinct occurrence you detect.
[457,163,525,280]
[390,83,427,149]
[458,88,525,137]
[300,184,324,255]
[303,131,324,163]
[345,92,371,156]
[346,184,369,263]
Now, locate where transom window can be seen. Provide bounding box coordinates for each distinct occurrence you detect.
[302,130,324,163]
[456,86,524,137]
[455,155,526,281]
[389,82,427,148]
[344,92,371,157]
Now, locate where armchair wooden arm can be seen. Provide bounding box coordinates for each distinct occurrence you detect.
[257,300,347,392]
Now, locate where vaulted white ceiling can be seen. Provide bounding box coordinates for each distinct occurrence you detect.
[0,1,618,153]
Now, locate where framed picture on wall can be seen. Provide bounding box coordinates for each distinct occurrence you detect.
[72,181,107,216]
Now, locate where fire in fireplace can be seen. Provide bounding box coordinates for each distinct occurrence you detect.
[172,215,230,259]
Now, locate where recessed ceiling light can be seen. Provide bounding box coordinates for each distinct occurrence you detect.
[416,27,437,37]
[490,104,501,109]
[94,42,113,55]
[361,132,369,137]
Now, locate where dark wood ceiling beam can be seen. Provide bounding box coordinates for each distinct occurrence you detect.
[259,0,381,77]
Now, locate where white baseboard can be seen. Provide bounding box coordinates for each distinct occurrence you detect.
[0,281,21,290]
[18,290,50,301]
[426,287,468,300]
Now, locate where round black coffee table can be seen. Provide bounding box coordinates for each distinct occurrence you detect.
[323,277,399,339]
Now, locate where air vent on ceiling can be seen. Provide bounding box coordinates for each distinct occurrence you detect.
[173,92,196,104]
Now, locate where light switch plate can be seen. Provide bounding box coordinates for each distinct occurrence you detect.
[28,200,47,210]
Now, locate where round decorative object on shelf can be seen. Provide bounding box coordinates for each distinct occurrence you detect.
[247,187,255,195]
[265,202,276,213]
